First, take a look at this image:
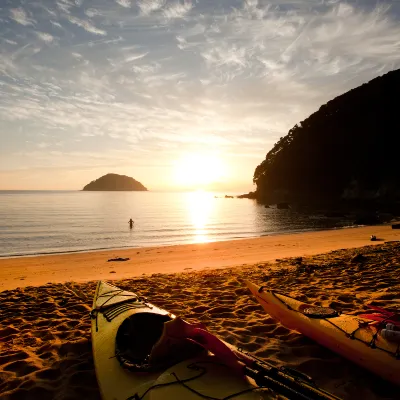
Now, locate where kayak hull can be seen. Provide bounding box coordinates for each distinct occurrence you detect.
[245,280,400,386]
[91,281,266,400]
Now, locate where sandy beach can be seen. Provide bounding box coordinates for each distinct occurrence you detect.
[1,225,399,292]
[1,225,400,399]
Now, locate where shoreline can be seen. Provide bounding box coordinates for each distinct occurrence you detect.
[0,224,359,259]
[1,224,399,292]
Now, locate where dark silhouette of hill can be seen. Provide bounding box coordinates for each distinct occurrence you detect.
[83,174,148,191]
[252,69,400,208]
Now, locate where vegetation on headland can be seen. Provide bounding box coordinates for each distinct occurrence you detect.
[243,69,400,216]
[82,173,148,191]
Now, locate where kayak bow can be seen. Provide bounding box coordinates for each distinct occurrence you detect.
[91,281,339,400]
[245,280,400,386]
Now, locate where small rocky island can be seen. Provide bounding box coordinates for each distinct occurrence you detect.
[82,173,148,191]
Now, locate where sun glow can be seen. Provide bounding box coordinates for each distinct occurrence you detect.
[174,153,226,189]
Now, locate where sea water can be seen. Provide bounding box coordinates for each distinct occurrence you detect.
[0,191,353,257]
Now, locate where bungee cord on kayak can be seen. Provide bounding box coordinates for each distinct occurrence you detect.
[91,288,150,332]
[91,281,341,400]
[125,362,278,400]
[247,280,400,387]
[259,287,400,359]
[125,360,334,400]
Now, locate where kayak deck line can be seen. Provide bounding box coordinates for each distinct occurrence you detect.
[246,280,400,386]
[257,286,400,360]
[92,280,341,400]
[123,361,272,400]
[91,285,154,332]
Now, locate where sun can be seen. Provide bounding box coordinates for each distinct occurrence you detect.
[174,152,226,189]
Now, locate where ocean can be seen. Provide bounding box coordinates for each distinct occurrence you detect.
[0,190,353,257]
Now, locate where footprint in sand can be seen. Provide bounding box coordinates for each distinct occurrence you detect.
[4,360,40,376]
[35,367,62,380]
[0,350,30,364]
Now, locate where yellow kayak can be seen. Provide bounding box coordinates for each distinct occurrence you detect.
[91,281,267,400]
[91,281,339,400]
[245,280,400,386]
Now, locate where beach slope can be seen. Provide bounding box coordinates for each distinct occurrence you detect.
[1,225,398,292]
[1,231,400,399]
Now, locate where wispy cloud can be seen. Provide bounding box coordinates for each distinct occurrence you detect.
[1,0,400,189]
[164,1,193,19]
[115,0,132,8]
[125,52,148,62]
[202,44,248,69]
[50,21,64,30]
[10,8,35,26]
[56,0,75,15]
[36,32,54,43]
[137,0,165,15]
[4,39,18,45]
[65,15,107,35]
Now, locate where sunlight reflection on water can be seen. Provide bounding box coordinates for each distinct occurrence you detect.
[187,190,214,243]
[0,190,354,256]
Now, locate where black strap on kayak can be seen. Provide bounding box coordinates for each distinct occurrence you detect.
[257,288,399,359]
[90,288,149,331]
[96,288,147,310]
[125,361,322,400]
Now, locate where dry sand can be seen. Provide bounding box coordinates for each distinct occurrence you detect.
[1,226,400,399]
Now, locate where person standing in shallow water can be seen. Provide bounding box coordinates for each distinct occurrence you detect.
[128,218,134,229]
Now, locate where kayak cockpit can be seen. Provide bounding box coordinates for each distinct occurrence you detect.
[116,312,205,372]
[116,312,172,370]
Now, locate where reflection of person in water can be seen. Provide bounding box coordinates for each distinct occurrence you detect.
[128,218,134,229]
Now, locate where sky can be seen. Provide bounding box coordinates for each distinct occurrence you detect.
[1,0,400,192]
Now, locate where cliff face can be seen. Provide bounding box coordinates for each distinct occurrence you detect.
[83,174,148,191]
[253,69,400,205]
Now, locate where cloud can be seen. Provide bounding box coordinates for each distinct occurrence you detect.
[2,0,400,190]
[36,32,55,43]
[56,0,75,14]
[164,1,192,19]
[85,8,102,18]
[115,0,132,8]
[50,21,64,30]
[202,44,248,69]
[37,4,58,19]
[132,62,161,74]
[10,8,35,26]
[125,52,148,62]
[137,0,165,15]
[4,39,18,45]
[65,15,107,35]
